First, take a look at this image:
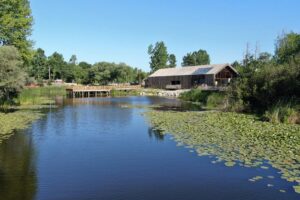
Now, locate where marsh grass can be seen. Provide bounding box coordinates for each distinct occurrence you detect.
[17,86,66,106]
[264,100,300,124]
[0,86,65,143]
[110,89,141,97]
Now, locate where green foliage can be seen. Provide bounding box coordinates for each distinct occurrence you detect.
[25,48,146,85]
[145,110,300,193]
[110,89,140,97]
[227,32,300,118]
[17,86,66,106]
[264,101,299,124]
[179,89,225,109]
[88,62,143,85]
[180,89,211,103]
[69,54,77,65]
[148,41,169,72]
[182,49,210,66]
[0,0,33,65]
[168,54,176,67]
[47,52,67,80]
[275,32,300,64]
[206,93,226,109]
[0,46,26,105]
[28,48,48,80]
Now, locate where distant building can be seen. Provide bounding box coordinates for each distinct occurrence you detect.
[145,64,238,90]
[53,79,64,85]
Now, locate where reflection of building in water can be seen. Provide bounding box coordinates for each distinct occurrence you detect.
[0,131,37,200]
[148,128,165,141]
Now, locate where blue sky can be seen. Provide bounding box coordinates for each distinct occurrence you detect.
[30,0,300,71]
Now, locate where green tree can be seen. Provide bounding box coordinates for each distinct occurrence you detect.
[258,52,272,62]
[168,54,176,67]
[275,32,300,64]
[182,49,210,66]
[182,53,196,66]
[29,48,48,80]
[148,41,169,72]
[69,54,77,65]
[47,52,66,80]
[79,61,91,69]
[0,46,26,105]
[0,0,33,65]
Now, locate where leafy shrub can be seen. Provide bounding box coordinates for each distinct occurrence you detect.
[206,93,226,109]
[179,89,212,103]
[180,89,227,109]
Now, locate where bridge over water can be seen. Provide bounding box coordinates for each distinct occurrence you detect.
[66,85,141,98]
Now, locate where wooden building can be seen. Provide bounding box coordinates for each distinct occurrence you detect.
[145,64,238,89]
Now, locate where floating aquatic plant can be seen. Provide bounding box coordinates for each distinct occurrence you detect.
[0,111,42,143]
[145,110,300,194]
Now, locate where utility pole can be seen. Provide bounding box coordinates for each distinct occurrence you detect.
[48,65,51,83]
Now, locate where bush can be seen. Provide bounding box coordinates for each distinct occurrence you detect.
[180,89,227,109]
[206,93,226,109]
[179,89,212,103]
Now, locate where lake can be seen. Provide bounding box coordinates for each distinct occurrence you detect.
[0,96,299,200]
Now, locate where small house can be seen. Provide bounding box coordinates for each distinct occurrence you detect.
[145,63,238,89]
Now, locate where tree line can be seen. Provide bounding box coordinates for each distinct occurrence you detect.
[148,41,210,72]
[27,48,147,85]
[0,0,147,105]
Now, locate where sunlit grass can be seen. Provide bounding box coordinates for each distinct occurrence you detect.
[18,86,66,106]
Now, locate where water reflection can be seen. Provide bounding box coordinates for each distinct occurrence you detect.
[0,131,36,200]
[148,128,165,141]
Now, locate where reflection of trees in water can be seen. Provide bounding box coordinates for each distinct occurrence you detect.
[146,96,202,111]
[0,131,36,200]
[148,127,165,141]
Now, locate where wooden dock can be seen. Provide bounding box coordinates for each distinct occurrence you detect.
[66,85,141,98]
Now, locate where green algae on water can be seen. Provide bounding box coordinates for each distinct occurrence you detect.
[0,110,42,143]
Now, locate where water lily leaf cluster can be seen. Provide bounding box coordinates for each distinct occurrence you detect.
[145,110,300,193]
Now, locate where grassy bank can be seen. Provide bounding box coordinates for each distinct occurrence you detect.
[0,86,66,143]
[179,89,300,124]
[145,110,300,193]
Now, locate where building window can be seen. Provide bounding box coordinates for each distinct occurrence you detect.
[171,81,180,85]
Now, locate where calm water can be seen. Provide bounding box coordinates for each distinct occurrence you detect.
[0,96,299,200]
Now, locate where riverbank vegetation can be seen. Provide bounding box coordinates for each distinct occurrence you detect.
[17,86,66,106]
[0,110,42,143]
[145,110,300,193]
[179,32,300,124]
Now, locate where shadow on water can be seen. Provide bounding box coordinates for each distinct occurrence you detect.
[0,131,37,200]
[148,127,165,141]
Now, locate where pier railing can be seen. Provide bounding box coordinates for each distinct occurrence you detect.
[66,85,141,98]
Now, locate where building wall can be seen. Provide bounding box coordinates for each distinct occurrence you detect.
[146,75,193,89]
[145,66,238,89]
[146,75,214,89]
